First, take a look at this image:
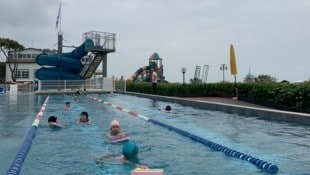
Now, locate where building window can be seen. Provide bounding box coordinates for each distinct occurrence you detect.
[13,69,30,79]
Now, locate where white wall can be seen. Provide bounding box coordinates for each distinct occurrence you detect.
[5,48,42,83]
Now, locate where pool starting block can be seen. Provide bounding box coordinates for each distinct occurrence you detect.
[131,168,164,175]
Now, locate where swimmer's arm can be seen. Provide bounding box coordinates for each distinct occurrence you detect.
[49,122,65,128]
[57,122,65,128]
[123,159,149,169]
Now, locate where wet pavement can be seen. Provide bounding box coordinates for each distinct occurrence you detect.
[182,97,270,109]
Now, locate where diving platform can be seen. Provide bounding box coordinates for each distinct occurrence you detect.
[80,31,116,79]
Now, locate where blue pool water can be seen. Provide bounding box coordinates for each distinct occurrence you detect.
[1,93,310,175]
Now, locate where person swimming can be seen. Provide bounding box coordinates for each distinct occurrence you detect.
[107,120,130,142]
[165,105,172,111]
[122,140,139,161]
[76,111,90,123]
[48,116,65,128]
[95,141,148,169]
[65,102,71,109]
[110,120,121,136]
[73,94,79,102]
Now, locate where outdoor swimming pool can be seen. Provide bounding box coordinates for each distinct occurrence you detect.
[1,93,310,175]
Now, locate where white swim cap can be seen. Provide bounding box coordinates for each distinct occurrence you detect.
[110,120,120,127]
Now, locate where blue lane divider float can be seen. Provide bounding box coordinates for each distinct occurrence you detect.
[87,95,279,174]
[6,96,50,175]
[148,119,278,174]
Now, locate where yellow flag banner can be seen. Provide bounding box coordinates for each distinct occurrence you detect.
[230,44,237,75]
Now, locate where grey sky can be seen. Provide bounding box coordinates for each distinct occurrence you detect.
[1,0,309,83]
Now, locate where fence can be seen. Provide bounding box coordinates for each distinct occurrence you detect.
[0,78,127,94]
[0,83,34,93]
[36,78,126,93]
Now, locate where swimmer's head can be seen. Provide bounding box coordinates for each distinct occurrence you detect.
[79,111,89,122]
[165,105,171,111]
[110,120,120,128]
[48,116,57,123]
[81,111,88,118]
[122,141,139,160]
[65,102,71,108]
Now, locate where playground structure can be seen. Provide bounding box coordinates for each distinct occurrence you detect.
[128,52,165,82]
[35,31,116,80]
[193,64,209,83]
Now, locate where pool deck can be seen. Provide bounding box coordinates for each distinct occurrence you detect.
[120,92,310,125]
[183,97,269,109]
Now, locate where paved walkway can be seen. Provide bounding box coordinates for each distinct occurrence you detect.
[183,97,271,109]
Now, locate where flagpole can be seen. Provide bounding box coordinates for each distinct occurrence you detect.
[56,2,62,80]
[59,3,62,34]
[56,3,62,54]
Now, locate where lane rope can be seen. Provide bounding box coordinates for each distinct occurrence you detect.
[6,95,50,175]
[88,95,279,174]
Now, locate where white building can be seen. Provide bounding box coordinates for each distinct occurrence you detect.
[5,48,55,83]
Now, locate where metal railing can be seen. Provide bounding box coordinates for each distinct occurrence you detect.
[83,31,116,52]
[0,78,127,94]
[0,83,34,93]
[36,78,126,93]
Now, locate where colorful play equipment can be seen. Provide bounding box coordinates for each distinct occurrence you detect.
[128,52,165,82]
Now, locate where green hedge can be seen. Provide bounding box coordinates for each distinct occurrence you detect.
[126,82,310,112]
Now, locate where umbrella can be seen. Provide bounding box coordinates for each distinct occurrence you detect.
[230,44,237,75]
[230,44,238,97]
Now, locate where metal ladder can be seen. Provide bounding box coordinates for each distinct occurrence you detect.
[80,53,103,79]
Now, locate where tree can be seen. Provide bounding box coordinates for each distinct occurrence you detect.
[0,38,24,82]
[244,73,256,83]
[255,74,276,83]
[0,62,5,83]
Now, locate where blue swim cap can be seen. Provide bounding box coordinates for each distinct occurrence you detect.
[122,141,139,160]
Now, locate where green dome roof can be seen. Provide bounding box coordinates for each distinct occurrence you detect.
[149,52,162,60]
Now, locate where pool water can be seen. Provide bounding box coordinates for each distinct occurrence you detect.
[1,93,310,175]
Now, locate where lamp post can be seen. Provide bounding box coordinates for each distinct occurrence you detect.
[180,67,187,84]
[220,64,227,82]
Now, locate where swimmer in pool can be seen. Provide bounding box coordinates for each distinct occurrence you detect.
[73,94,79,102]
[65,102,71,109]
[162,105,177,114]
[76,111,90,123]
[48,116,65,128]
[95,141,148,169]
[110,120,121,135]
[107,120,129,140]
[165,105,172,111]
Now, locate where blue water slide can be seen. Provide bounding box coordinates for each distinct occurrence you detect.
[61,39,94,60]
[36,53,83,71]
[35,67,82,80]
[35,39,94,80]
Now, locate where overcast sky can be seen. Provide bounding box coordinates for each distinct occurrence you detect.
[1,0,309,83]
